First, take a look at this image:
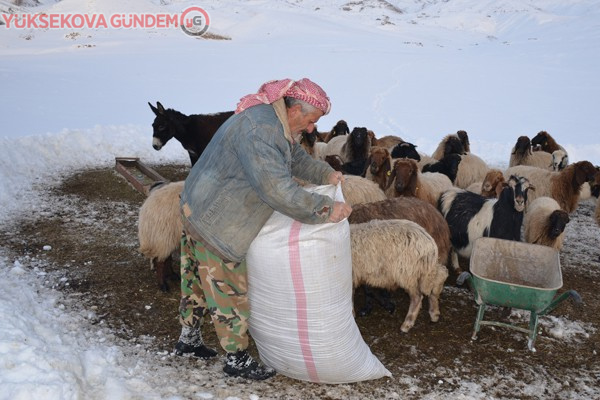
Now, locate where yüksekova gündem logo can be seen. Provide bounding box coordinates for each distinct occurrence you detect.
[1,6,210,37]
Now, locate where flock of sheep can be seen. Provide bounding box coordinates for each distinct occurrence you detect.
[138,120,600,334]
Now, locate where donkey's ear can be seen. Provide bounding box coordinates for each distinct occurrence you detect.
[156,101,166,115]
[149,102,159,116]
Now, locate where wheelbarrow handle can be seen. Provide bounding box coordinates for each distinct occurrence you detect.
[456,271,472,287]
[569,289,583,305]
[539,289,583,316]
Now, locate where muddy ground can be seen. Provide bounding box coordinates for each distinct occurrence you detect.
[1,163,599,399]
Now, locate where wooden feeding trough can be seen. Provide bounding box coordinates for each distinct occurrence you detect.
[115,157,168,196]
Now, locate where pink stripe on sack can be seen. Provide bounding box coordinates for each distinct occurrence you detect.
[288,220,319,382]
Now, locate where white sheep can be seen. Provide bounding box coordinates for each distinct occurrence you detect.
[349,196,458,273]
[454,153,490,189]
[466,182,481,194]
[422,172,455,202]
[509,136,553,170]
[321,135,348,160]
[373,134,404,150]
[551,149,569,171]
[349,219,448,332]
[579,182,592,201]
[341,174,387,206]
[523,197,570,250]
[417,153,438,170]
[313,141,328,160]
[431,132,469,160]
[138,180,184,291]
[505,161,597,213]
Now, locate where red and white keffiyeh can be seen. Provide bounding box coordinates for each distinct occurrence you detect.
[235,78,331,115]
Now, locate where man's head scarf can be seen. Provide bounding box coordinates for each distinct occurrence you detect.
[235,78,331,115]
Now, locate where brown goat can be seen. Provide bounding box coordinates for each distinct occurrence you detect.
[324,154,344,172]
[506,160,598,213]
[481,169,506,198]
[364,146,392,191]
[531,130,565,154]
[385,158,445,208]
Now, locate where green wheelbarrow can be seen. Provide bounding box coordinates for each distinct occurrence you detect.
[457,237,582,351]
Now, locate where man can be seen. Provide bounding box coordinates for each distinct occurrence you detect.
[174,78,352,380]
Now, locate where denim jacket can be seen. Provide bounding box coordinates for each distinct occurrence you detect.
[180,103,335,262]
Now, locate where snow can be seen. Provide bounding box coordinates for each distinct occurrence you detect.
[0,0,599,399]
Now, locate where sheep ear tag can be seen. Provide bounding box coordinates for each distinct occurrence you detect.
[387,171,391,176]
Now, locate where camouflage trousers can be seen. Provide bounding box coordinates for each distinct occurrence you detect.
[179,231,249,353]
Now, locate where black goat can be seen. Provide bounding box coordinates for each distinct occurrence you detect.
[391,142,420,160]
[340,127,371,165]
[324,154,367,176]
[438,175,534,259]
[432,135,467,160]
[422,153,462,183]
[149,101,233,166]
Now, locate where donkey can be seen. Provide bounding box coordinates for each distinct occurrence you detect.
[148,101,234,166]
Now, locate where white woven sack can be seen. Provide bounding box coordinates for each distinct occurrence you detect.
[246,184,391,384]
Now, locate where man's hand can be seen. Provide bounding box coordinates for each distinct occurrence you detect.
[327,171,345,185]
[328,201,352,223]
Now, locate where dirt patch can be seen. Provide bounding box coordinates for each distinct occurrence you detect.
[2,164,599,399]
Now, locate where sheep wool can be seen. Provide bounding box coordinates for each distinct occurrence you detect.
[509,136,553,170]
[350,219,448,332]
[321,135,347,160]
[348,196,457,272]
[341,174,387,206]
[137,181,185,291]
[420,172,454,204]
[466,181,482,194]
[454,153,489,189]
[523,197,570,250]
